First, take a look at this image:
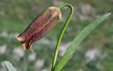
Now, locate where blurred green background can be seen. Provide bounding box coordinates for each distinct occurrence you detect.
[0,0,113,71]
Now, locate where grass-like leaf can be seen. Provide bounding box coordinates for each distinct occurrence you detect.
[54,13,111,71]
[4,61,17,71]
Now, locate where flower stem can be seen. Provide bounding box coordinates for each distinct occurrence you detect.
[52,3,74,71]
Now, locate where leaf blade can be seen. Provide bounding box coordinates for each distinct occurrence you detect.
[4,61,17,71]
[54,13,111,71]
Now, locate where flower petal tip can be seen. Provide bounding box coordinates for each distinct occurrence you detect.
[21,43,26,50]
[30,49,34,52]
[15,37,19,41]
[16,37,23,42]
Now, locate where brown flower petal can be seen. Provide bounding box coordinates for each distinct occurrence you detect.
[16,6,61,52]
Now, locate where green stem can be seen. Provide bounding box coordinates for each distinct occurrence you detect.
[52,3,74,71]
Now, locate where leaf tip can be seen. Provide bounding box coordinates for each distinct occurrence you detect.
[106,12,111,16]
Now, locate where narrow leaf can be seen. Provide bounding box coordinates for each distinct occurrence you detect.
[54,13,111,71]
[4,61,17,71]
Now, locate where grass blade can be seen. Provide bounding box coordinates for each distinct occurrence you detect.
[4,61,17,71]
[54,13,111,71]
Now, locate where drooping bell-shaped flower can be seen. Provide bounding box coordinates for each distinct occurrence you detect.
[16,6,61,52]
